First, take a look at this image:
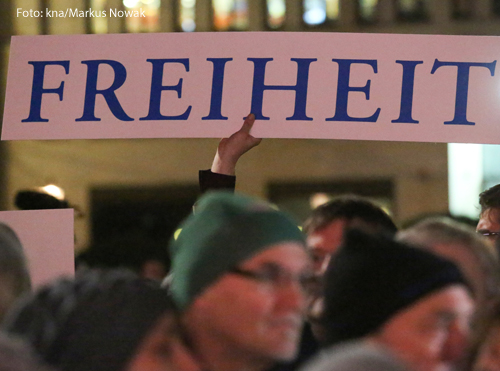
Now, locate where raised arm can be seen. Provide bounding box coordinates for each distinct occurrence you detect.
[211,113,262,175]
[199,114,262,193]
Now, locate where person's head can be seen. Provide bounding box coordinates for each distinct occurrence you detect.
[299,341,409,371]
[398,217,499,306]
[304,195,397,276]
[321,230,474,371]
[0,334,54,371]
[477,184,500,243]
[3,269,200,371]
[302,195,397,329]
[468,299,500,371]
[169,191,311,371]
[0,222,31,321]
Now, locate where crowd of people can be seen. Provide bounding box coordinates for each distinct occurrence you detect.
[0,113,500,371]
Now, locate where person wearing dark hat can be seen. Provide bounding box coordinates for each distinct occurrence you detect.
[168,191,312,371]
[320,229,474,371]
[2,269,200,371]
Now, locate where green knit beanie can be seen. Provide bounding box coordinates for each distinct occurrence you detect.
[169,191,306,310]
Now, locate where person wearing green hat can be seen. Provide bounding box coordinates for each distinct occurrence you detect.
[168,191,313,371]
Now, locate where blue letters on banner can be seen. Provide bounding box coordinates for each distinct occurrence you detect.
[22,60,70,123]
[76,59,133,122]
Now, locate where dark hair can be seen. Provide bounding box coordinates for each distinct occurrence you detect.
[479,184,500,215]
[3,269,176,371]
[303,195,397,235]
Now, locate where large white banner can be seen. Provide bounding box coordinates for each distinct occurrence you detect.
[3,32,500,143]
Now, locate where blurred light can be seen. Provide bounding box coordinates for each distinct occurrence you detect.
[325,0,339,19]
[310,193,330,209]
[214,0,233,14]
[399,0,418,12]
[269,0,285,14]
[359,0,378,20]
[303,8,326,25]
[269,203,280,211]
[174,228,182,240]
[267,0,286,28]
[180,0,196,31]
[182,19,196,31]
[40,184,66,201]
[213,0,249,30]
[123,0,140,8]
[448,143,483,218]
[182,0,196,7]
[380,205,392,217]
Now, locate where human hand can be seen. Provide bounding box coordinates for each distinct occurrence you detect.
[211,113,262,175]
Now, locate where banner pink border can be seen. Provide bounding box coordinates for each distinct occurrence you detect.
[3,32,500,143]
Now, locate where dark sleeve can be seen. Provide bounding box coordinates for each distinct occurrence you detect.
[199,169,236,194]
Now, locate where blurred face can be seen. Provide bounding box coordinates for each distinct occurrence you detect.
[474,325,500,371]
[477,208,500,244]
[126,313,200,371]
[306,219,347,324]
[307,219,348,277]
[370,285,475,371]
[184,242,311,368]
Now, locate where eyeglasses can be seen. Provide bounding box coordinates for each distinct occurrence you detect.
[229,265,315,293]
[477,231,500,239]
